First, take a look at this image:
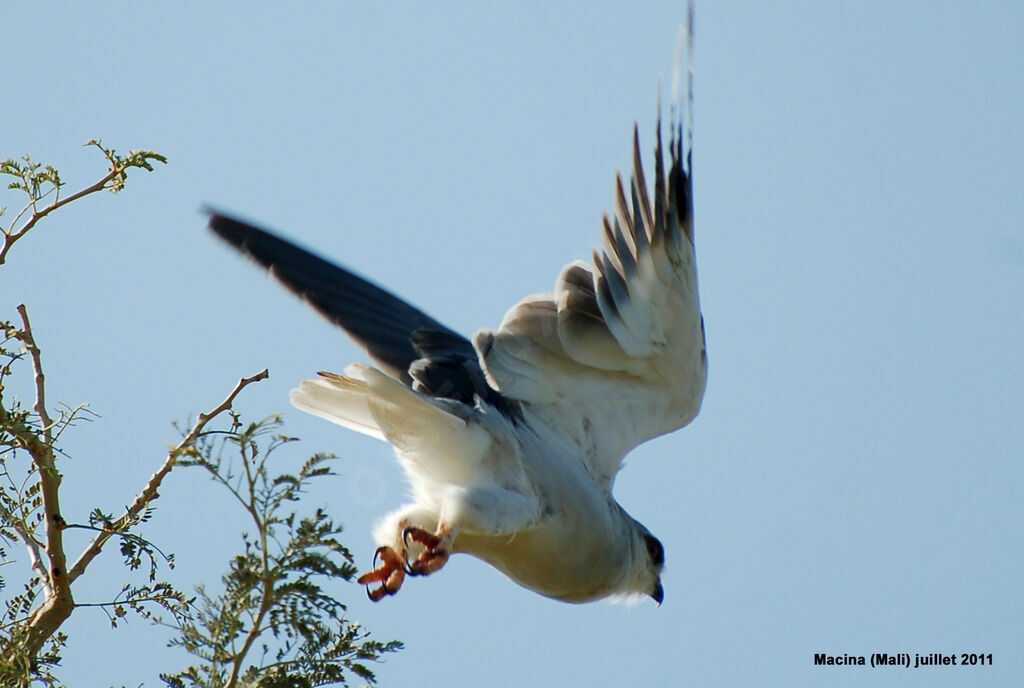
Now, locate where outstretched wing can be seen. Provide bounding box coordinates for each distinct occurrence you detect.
[474,118,706,488]
[208,213,501,408]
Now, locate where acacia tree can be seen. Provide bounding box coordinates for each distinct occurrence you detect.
[0,145,399,686]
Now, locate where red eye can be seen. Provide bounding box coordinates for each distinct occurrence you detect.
[645,536,665,566]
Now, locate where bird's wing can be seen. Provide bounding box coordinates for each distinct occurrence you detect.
[474,118,706,488]
[208,212,478,387]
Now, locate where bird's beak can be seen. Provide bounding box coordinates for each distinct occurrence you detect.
[651,581,664,606]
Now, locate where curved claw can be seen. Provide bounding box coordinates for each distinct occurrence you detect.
[398,530,421,575]
[408,548,449,576]
[357,528,450,599]
[357,545,406,602]
[400,526,451,577]
[401,527,426,576]
[364,581,396,602]
[403,526,442,550]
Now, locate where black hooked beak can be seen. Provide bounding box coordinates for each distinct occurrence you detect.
[651,581,664,606]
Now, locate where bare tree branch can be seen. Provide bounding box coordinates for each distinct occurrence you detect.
[66,368,269,584]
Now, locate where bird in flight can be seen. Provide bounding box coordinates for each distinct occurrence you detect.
[209,35,703,607]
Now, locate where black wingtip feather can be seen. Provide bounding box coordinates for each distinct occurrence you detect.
[207,210,286,263]
[205,211,519,417]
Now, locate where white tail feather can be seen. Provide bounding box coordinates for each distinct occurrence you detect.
[290,371,387,442]
[290,364,489,487]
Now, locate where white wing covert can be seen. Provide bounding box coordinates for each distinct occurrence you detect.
[474,120,706,489]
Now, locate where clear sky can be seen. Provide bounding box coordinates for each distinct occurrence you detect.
[3,2,1022,686]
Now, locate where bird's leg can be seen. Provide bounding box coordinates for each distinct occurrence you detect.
[356,545,407,602]
[403,524,454,577]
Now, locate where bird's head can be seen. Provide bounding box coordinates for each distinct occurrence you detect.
[617,520,665,606]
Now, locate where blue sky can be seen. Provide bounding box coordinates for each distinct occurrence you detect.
[3,2,1022,686]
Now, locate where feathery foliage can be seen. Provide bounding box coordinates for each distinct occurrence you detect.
[162,416,402,687]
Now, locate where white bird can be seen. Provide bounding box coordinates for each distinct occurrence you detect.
[209,43,703,606]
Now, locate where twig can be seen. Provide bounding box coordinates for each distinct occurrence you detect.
[0,437,50,593]
[1,143,165,267]
[0,167,120,267]
[227,452,276,688]
[67,368,269,583]
[0,502,51,597]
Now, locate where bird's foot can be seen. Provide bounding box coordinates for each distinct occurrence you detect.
[356,546,407,602]
[403,525,452,577]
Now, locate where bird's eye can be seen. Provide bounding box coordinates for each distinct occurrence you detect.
[645,536,665,566]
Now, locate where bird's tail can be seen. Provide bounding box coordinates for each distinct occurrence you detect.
[291,364,490,478]
[291,366,390,442]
